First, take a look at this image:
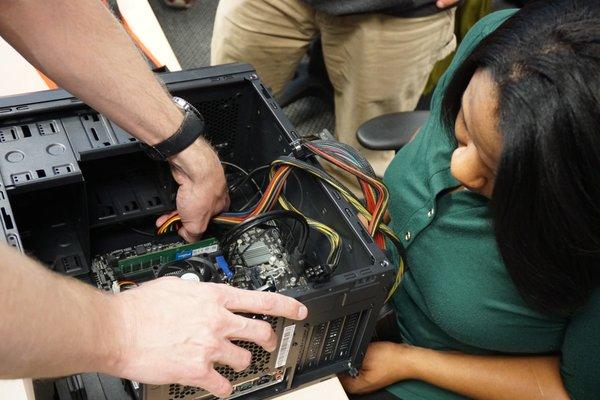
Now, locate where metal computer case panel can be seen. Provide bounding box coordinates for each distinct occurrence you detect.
[0,64,394,400]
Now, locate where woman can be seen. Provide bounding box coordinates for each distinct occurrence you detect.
[340,1,600,399]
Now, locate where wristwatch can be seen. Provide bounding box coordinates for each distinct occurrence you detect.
[141,97,205,161]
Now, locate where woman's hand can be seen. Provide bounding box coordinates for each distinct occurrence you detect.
[339,342,418,395]
[436,0,460,9]
[343,342,570,400]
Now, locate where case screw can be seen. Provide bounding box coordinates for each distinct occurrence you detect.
[347,362,359,377]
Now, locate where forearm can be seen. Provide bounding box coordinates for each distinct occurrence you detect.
[0,0,182,145]
[407,347,570,400]
[0,244,119,378]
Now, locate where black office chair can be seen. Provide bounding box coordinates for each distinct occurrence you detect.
[356,111,430,151]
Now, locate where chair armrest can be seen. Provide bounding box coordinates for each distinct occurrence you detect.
[356,111,430,151]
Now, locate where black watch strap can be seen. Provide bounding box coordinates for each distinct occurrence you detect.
[141,97,205,161]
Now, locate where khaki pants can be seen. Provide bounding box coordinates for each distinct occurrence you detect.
[212,0,456,177]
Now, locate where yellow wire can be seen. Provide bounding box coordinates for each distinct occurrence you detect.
[157,158,404,301]
[278,195,340,264]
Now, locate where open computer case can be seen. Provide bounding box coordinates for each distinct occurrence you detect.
[0,64,394,400]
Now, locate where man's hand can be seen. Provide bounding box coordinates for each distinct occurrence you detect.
[110,278,308,398]
[156,139,230,242]
[436,0,460,9]
[339,342,417,395]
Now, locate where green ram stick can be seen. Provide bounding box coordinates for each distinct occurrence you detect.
[113,237,219,278]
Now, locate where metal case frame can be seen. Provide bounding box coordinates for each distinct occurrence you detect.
[0,64,394,400]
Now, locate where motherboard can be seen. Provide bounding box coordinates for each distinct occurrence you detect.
[92,227,307,294]
[90,226,308,400]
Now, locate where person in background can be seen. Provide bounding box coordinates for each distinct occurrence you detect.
[0,1,306,398]
[340,1,600,399]
[212,0,460,180]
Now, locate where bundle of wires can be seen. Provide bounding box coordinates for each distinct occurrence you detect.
[220,210,310,261]
[157,139,405,301]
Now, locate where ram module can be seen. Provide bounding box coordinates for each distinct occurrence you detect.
[108,237,219,278]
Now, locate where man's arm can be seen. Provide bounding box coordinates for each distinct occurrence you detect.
[0,0,178,145]
[0,0,227,240]
[0,243,307,398]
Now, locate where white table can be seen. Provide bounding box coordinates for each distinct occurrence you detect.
[0,0,181,97]
[0,377,348,400]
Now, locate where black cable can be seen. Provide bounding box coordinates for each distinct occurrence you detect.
[221,210,309,257]
[228,165,270,193]
[118,223,155,237]
[283,169,305,211]
[221,161,262,194]
[237,191,261,212]
[235,166,274,211]
[275,156,364,206]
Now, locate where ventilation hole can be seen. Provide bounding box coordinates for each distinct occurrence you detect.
[147,196,161,207]
[1,207,14,230]
[90,128,99,141]
[36,169,46,178]
[21,125,31,138]
[261,84,272,99]
[103,141,110,146]
[49,122,56,133]
[194,96,241,155]
[92,113,100,122]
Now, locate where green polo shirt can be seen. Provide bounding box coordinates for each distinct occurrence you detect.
[382,9,600,400]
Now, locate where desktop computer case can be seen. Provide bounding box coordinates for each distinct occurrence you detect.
[0,64,394,400]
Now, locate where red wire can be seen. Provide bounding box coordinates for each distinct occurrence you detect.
[305,143,387,235]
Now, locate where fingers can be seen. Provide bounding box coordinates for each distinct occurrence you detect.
[436,0,459,8]
[338,373,367,395]
[221,286,308,321]
[227,314,278,352]
[156,210,178,227]
[177,226,201,243]
[186,368,233,398]
[218,191,231,213]
[215,340,253,372]
[338,373,355,393]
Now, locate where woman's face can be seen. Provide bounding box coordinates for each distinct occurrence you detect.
[451,69,503,199]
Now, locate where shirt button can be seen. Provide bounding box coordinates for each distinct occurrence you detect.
[404,231,412,241]
[427,208,435,218]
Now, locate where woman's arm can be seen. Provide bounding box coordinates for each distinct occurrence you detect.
[340,342,570,400]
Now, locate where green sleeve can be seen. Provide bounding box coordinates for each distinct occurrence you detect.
[560,288,600,400]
